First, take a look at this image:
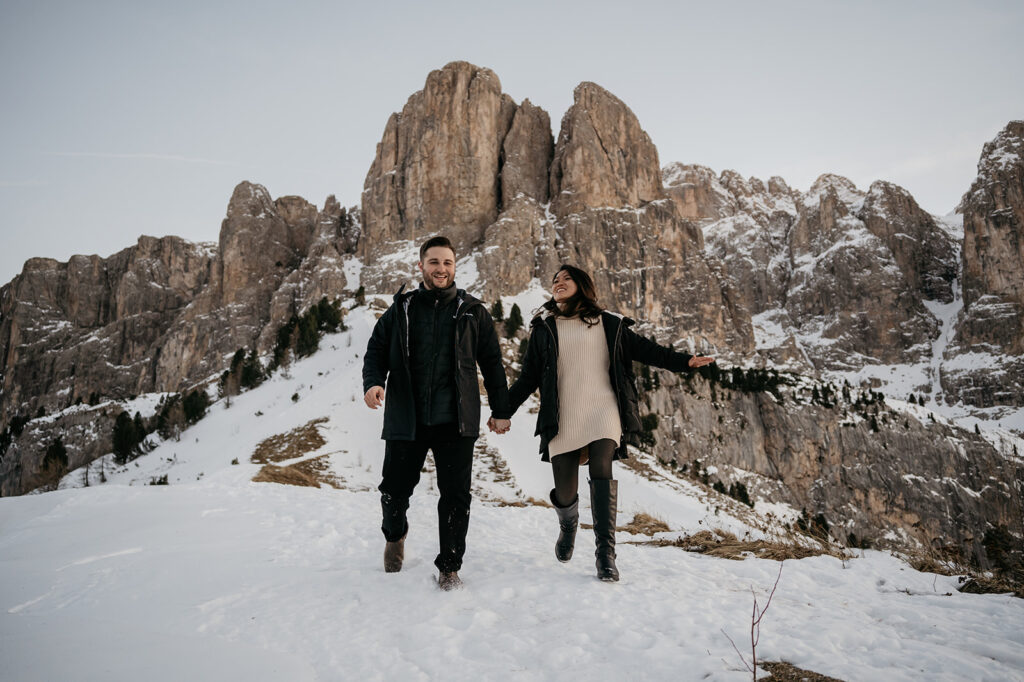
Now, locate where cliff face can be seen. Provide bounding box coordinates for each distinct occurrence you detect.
[0,184,360,496]
[360,62,520,259]
[1,63,1020,566]
[944,121,1024,407]
[674,167,960,373]
[361,65,752,353]
[643,370,1023,557]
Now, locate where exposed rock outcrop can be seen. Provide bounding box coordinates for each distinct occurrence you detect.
[859,181,957,304]
[501,100,553,206]
[944,121,1024,407]
[360,62,517,259]
[687,167,959,372]
[358,64,752,353]
[1,63,1019,572]
[533,82,752,353]
[0,183,358,496]
[643,370,1023,559]
[549,82,663,218]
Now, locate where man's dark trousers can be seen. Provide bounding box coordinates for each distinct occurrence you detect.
[379,423,475,572]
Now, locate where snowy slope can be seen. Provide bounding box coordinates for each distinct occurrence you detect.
[3,308,1024,681]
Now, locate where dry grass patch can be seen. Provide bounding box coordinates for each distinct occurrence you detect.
[580,512,671,534]
[253,463,319,488]
[620,512,671,536]
[957,574,1024,598]
[252,455,344,490]
[628,529,846,562]
[902,547,1024,599]
[251,418,328,464]
[761,661,845,681]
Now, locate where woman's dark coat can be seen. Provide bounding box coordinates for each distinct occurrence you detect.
[508,310,694,461]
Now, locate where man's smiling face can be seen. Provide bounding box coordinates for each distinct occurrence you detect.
[418,246,456,290]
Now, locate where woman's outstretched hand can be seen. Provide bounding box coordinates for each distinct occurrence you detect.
[688,356,715,368]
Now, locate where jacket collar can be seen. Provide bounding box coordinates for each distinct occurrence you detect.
[533,308,634,327]
[415,281,458,306]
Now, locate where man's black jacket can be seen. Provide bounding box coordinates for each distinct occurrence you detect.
[508,311,694,460]
[363,285,512,440]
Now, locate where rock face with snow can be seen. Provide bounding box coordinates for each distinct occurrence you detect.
[359,64,753,352]
[1,62,1021,574]
[945,121,1024,408]
[677,165,959,372]
[643,370,1023,557]
[0,183,359,496]
[535,83,752,351]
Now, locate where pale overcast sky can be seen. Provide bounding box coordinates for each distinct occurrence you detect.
[1,0,1022,284]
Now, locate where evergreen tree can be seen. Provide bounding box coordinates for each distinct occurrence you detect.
[296,311,320,357]
[504,303,523,337]
[240,348,264,389]
[315,296,344,333]
[183,389,210,424]
[112,411,139,464]
[133,412,147,450]
[157,395,186,441]
[43,437,68,478]
[271,316,298,370]
[490,300,505,322]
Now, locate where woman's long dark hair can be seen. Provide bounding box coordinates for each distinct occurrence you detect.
[542,264,603,326]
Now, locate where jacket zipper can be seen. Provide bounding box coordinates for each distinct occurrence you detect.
[542,316,560,429]
[610,315,624,398]
[424,296,440,420]
[452,295,467,432]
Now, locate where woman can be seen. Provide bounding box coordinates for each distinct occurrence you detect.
[506,265,714,581]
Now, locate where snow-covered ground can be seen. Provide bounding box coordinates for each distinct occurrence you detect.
[3,307,1023,681]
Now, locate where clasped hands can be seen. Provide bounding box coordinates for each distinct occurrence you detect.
[367,386,511,434]
[487,417,511,434]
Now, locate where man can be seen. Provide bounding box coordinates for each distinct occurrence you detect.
[362,236,512,590]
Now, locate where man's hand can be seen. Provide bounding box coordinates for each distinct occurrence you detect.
[364,386,385,409]
[688,356,715,368]
[487,417,511,434]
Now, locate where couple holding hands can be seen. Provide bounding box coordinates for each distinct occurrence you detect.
[362,236,714,590]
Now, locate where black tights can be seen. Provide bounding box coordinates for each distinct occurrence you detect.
[551,438,616,507]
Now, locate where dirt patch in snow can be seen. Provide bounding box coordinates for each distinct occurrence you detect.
[627,528,846,561]
[762,661,845,681]
[252,454,344,489]
[250,418,328,464]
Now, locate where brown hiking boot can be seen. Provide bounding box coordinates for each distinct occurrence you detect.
[383,533,406,573]
[438,571,463,591]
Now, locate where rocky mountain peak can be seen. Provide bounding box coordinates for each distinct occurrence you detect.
[662,163,732,221]
[859,180,958,303]
[967,120,1024,186]
[946,121,1024,406]
[360,61,517,258]
[549,81,663,218]
[225,181,274,219]
[501,98,554,206]
[804,173,863,209]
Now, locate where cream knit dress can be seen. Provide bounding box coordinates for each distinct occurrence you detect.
[547,316,622,460]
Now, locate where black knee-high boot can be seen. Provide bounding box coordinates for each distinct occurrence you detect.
[590,479,619,582]
[550,489,579,562]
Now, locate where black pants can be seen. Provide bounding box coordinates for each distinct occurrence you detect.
[379,423,476,572]
[551,438,616,507]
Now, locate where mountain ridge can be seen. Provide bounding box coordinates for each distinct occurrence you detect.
[1,63,1021,575]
